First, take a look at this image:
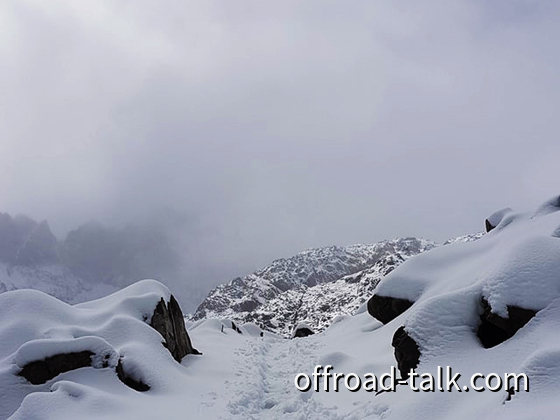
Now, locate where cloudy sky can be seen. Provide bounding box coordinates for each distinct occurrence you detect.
[1,1,560,299]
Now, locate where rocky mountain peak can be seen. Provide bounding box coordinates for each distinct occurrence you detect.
[191,237,444,336]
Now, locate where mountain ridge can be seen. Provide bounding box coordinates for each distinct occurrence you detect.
[192,235,482,336]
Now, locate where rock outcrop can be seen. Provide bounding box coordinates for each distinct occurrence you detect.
[116,359,150,392]
[292,326,314,338]
[392,326,420,378]
[150,295,200,361]
[231,321,242,334]
[485,207,513,232]
[18,292,199,392]
[367,294,414,324]
[18,351,94,385]
[477,298,537,348]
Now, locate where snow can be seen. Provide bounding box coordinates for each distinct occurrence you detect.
[486,207,513,228]
[2,196,560,419]
[377,200,560,316]
[533,194,560,218]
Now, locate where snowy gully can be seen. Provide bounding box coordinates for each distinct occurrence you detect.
[294,365,529,393]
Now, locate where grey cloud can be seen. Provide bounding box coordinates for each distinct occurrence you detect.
[1,0,560,308]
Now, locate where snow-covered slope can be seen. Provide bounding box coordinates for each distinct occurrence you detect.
[192,238,438,336]
[329,195,560,419]
[0,280,202,420]
[0,262,118,304]
[3,196,560,419]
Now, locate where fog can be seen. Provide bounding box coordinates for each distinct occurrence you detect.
[1,1,560,309]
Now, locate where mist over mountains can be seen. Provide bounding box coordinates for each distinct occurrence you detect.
[0,211,206,309]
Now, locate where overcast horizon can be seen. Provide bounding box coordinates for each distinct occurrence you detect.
[2,1,560,302]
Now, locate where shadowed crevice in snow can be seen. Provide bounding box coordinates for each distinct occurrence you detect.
[477,297,537,349]
[367,294,414,324]
[18,351,94,385]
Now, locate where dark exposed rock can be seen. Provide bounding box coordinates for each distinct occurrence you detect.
[150,299,174,348]
[150,295,201,362]
[18,351,149,393]
[477,298,537,348]
[231,321,242,334]
[367,294,414,324]
[233,300,259,312]
[392,326,420,378]
[505,386,515,403]
[116,359,150,392]
[168,295,200,355]
[18,351,94,385]
[485,207,513,233]
[292,326,314,338]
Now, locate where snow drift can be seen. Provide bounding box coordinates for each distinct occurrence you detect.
[358,194,560,418]
[0,280,199,419]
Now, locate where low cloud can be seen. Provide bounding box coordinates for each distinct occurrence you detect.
[1,1,559,306]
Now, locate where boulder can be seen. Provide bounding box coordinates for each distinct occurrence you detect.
[477,298,536,348]
[18,351,94,385]
[367,294,414,324]
[231,321,242,334]
[116,359,150,392]
[485,207,513,232]
[150,295,201,362]
[292,324,315,338]
[392,326,420,379]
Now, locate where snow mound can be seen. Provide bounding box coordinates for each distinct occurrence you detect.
[0,280,195,420]
[485,207,513,231]
[359,195,560,418]
[533,194,560,218]
[376,198,560,313]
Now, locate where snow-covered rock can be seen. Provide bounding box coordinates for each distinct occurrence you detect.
[485,208,513,232]
[349,194,560,418]
[291,322,315,338]
[0,280,198,419]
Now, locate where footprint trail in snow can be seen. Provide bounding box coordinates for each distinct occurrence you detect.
[221,334,384,420]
